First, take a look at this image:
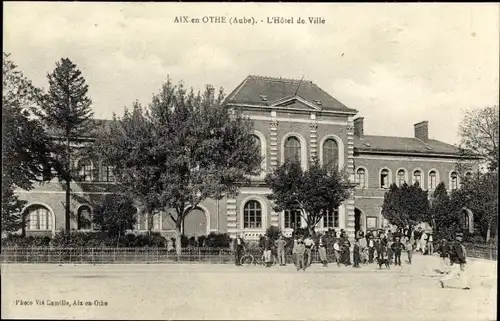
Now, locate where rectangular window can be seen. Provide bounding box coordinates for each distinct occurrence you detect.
[323,208,339,228]
[153,214,161,230]
[284,209,302,229]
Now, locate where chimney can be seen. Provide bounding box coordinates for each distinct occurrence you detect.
[414,121,429,142]
[354,117,364,138]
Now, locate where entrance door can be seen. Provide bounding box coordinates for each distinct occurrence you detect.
[354,208,363,234]
[182,208,207,238]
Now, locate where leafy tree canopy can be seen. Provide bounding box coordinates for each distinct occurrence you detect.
[381,182,429,231]
[94,78,261,253]
[265,160,353,234]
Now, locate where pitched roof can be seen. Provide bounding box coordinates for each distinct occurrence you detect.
[225,75,357,113]
[354,135,465,156]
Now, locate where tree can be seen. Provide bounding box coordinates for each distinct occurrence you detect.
[37,58,94,231]
[2,53,53,233]
[381,182,429,233]
[451,171,498,242]
[429,182,462,240]
[94,79,261,255]
[458,105,499,172]
[93,193,137,239]
[265,160,353,236]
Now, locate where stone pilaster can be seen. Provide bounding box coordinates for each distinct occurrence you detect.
[309,122,318,161]
[269,120,279,169]
[346,120,356,239]
[226,198,238,237]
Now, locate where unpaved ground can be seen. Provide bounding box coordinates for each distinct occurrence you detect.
[1,254,497,320]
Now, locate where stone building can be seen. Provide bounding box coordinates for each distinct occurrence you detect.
[15,75,479,240]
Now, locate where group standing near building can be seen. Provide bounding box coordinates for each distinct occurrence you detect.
[232,228,470,290]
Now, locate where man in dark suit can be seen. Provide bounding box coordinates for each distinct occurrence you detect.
[234,234,245,266]
[439,233,470,290]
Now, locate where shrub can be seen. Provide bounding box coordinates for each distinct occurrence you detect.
[203,232,231,248]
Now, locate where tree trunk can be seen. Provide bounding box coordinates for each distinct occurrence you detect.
[175,225,182,256]
[65,136,71,232]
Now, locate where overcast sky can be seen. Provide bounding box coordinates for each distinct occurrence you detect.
[4,3,499,145]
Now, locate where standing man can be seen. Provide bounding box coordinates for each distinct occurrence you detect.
[391,236,405,266]
[304,234,316,267]
[263,235,273,267]
[427,232,434,255]
[368,235,375,264]
[318,234,328,267]
[292,235,299,266]
[274,235,287,266]
[436,238,451,274]
[295,236,306,271]
[333,238,341,267]
[440,233,470,290]
[234,234,245,266]
[404,236,413,264]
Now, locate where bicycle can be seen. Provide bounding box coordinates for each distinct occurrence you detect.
[240,249,277,266]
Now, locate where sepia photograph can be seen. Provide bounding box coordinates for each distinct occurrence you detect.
[2,2,498,320]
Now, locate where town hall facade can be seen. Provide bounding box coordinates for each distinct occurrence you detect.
[15,75,478,240]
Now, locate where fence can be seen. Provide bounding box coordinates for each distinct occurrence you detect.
[463,243,497,261]
[1,244,496,264]
[0,247,329,264]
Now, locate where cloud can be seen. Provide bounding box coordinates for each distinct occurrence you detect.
[3,2,499,144]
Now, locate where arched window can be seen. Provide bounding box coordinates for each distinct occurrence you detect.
[101,161,115,182]
[323,208,339,228]
[322,138,339,170]
[397,169,406,186]
[450,171,458,190]
[380,169,390,188]
[24,205,53,231]
[78,159,92,181]
[77,205,92,230]
[243,200,262,229]
[463,210,470,230]
[429,171,437,190]
[356,168,366,188]
[284,209,301,229]
[284,137,301,164]
[413,170,422,186]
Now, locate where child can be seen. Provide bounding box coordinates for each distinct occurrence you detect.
[353,239,361,268]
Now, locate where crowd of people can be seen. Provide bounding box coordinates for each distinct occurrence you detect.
[233,227,470,290]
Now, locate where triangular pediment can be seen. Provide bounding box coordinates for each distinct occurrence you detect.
[270,95,322,110]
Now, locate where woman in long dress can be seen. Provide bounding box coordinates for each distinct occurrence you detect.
[341,239,351,266]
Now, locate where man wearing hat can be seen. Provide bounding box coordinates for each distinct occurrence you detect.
[439,232,470,290]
